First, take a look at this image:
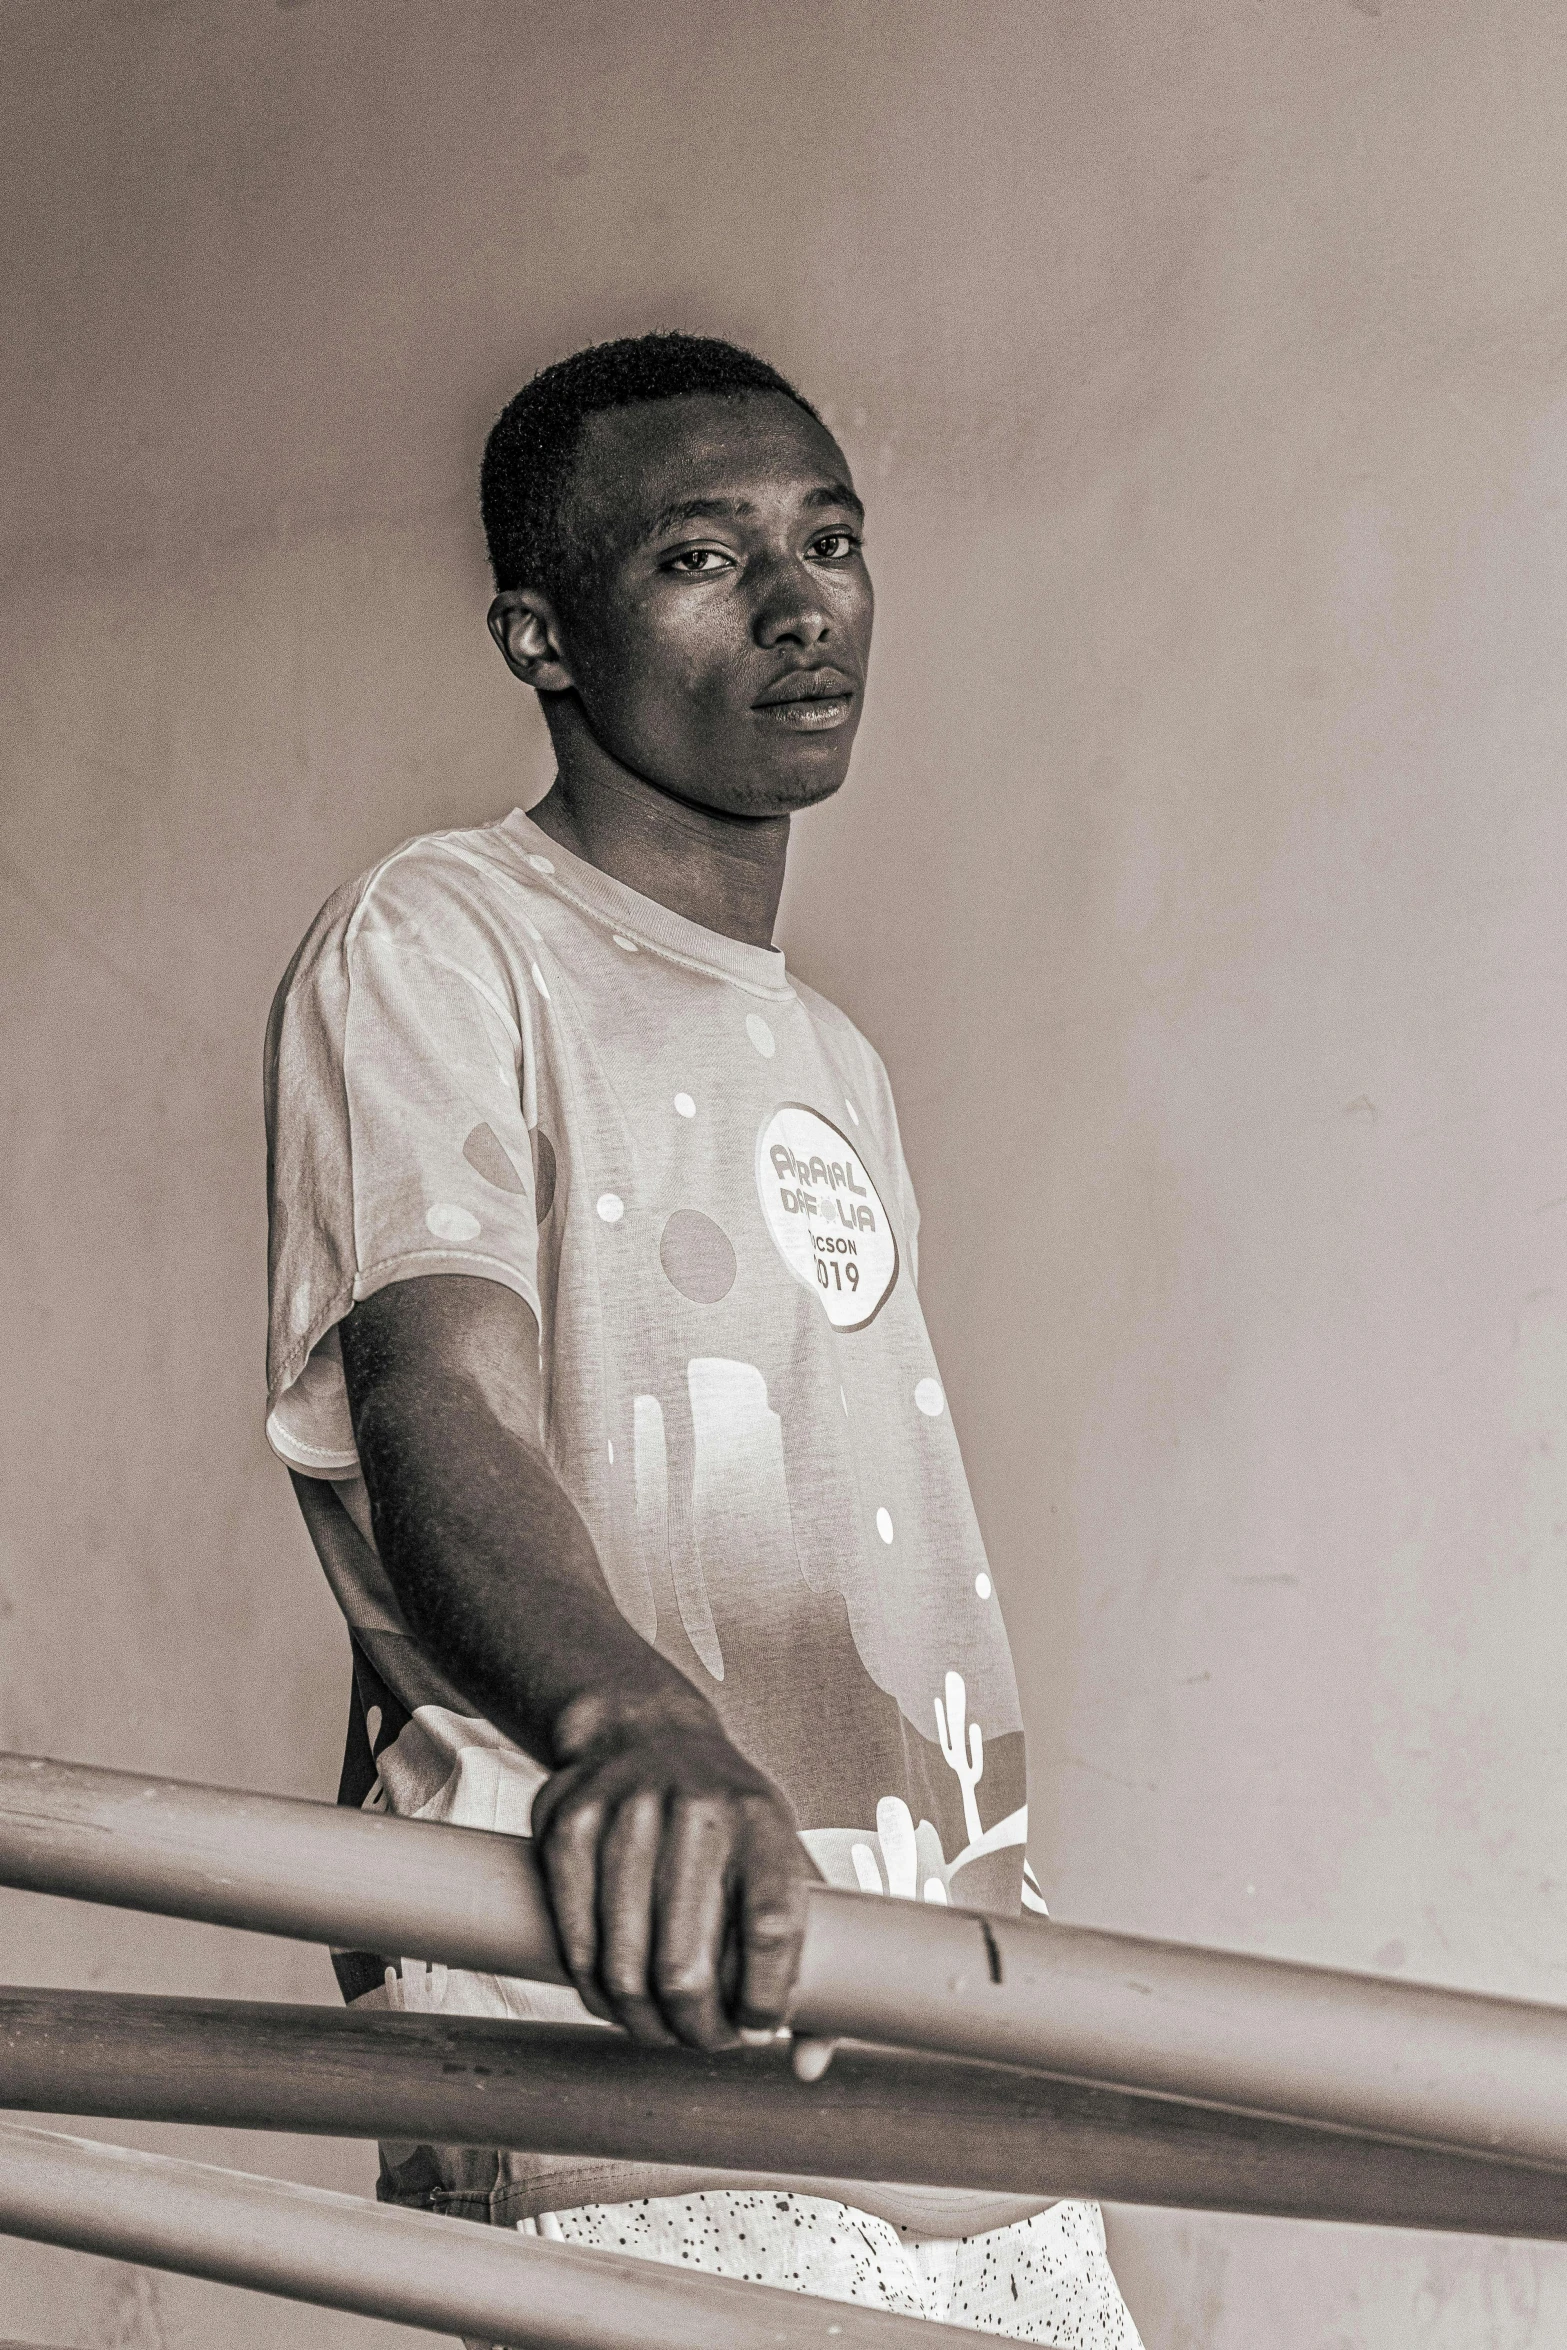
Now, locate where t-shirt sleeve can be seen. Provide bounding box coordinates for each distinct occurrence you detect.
[265,852,543,1477]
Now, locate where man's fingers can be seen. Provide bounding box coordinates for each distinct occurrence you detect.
[597,1789,675,2043]
[533,1740,810,2050]
[735,1828,812,2033]
[536,1794,618,2026]
[653,1797,737,2049]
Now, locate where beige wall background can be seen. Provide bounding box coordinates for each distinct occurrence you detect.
[4,1,1567,2341]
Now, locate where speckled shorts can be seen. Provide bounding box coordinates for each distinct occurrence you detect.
[462,2188,1143,2344]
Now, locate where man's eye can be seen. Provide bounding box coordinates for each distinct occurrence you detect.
[809,532,860,562]
[666,548,733,576]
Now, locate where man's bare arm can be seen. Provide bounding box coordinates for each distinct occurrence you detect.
[337,1273,815,2052]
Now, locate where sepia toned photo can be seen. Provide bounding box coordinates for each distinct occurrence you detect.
[4,5,1567,2344]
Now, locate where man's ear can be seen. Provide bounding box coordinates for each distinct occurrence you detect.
[487,589,575,692]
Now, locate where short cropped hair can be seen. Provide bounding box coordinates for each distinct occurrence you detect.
[480,331,818,601]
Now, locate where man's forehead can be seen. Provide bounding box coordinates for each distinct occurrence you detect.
[570,393,858,542]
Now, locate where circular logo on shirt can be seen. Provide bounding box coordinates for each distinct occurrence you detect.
[755,1104,898,1330]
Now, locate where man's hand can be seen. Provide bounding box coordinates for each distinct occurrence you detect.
[531,1691,818,2049]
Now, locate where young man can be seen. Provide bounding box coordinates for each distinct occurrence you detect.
[265,333,1141,2343]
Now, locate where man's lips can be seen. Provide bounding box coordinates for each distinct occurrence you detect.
[751,667,857,708]
[751,668,858,729]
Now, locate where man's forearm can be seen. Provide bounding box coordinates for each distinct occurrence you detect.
[337,1275,814,2048]
[348,1358,713,1767]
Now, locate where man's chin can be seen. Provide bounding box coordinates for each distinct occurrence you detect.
[700,769,850,823]
[776,767,851,816]
[707,742,857,822]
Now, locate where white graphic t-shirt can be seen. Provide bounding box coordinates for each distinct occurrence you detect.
[265,808,1041,2217]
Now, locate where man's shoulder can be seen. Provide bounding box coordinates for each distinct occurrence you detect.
[346,813,542,935]
[265,814,547,1078]
[282,813,546,977]
[790,972,887,1079]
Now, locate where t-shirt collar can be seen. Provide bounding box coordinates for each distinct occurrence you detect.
[498,807,794,1000]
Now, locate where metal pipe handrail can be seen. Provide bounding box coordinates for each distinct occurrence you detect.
[2,1986,1565,2239]
[0,2120,972,2348]
[3,1751,1566,2165]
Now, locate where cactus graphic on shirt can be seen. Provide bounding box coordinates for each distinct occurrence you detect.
[846,1800,953,1904]
[850,1841,885,1893]
[935,1669,985,1847]
[850,1798,914,1897]
[876,1795,919,1897]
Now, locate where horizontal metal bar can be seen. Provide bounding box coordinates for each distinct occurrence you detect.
[3,1986,1566,2238]
[4,1751,1567,2166]
[0,1750,571,1984]
[0,2120,971,2348]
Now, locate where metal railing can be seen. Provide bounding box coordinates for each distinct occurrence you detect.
[3,1985,1565,2237]
[4,1751,1567,2158]
[2,1749,1566,2338]
[0,2120,973,2347]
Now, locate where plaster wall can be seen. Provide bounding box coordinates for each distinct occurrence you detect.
[4,4,1567,2340]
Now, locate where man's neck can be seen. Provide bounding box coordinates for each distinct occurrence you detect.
[526,711,789,951]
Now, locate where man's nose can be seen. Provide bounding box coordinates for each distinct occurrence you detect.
[751,557,832,648]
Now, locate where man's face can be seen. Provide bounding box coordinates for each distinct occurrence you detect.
[506,391,873,819]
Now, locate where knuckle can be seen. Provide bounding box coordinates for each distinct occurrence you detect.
[619,1785,663,1828]
[747,1886,804,1925]
[743,1923,800,1964]
[541,1811,600,1874]
[560,1797,606,1847]
[654,1952,716,2002]
[678,1782,736,1821]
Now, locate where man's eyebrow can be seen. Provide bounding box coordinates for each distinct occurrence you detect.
[643,495,758,541]
[641,482,866,543]
[804,481,866,524]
